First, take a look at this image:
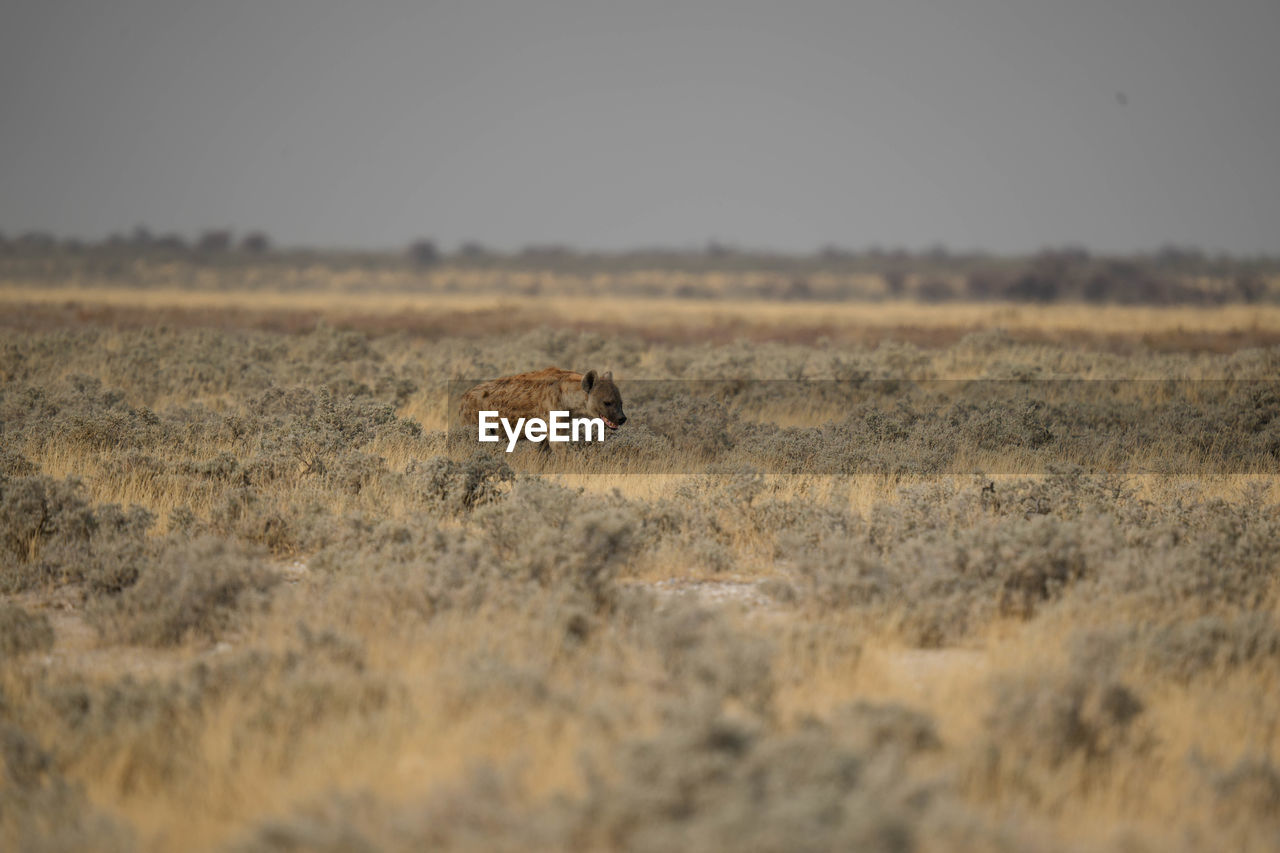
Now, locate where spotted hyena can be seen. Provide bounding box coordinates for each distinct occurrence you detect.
[457,367,627,444]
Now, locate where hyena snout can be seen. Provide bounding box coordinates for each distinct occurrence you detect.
[593,403,626,430]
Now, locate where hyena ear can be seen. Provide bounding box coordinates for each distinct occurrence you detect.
[582,370,597,393]
[602,371,613,381]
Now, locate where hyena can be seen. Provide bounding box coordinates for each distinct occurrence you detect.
[457,367,627,444]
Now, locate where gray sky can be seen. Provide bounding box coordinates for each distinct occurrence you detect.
[2,1,1278,254]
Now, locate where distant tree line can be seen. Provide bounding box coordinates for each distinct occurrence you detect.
[1,230,1274,304]
[400,239,1274,304]
[0,227,272,255]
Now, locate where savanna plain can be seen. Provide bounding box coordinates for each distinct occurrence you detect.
[2,253,1280,852]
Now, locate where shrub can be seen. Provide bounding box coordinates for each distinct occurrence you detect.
[970,668,1149,810]
[645,599,776,720]
[787,510,1103,645]
[0,724,135,852]
[0,473,96,590]
[1074,614,1280,685]
[408,455,513,514]
[0,451,36,477]
[209,487,301,554]
[0,604,54,659]
[472,479,639,609]
[575,705,933,852]
[88,537,281,646]
[252,385,412,477]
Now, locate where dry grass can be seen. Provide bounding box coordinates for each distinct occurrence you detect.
[6,283,1280,351]
[3,280,1279,852]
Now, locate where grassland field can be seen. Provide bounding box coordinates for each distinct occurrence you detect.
[2,272,1279,852]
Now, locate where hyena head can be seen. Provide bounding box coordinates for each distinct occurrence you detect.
[581,370,626,429]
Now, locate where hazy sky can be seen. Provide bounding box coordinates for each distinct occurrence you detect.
[2,1,1278,254]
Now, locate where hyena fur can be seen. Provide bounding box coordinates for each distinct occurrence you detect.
[457,367,627,447]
